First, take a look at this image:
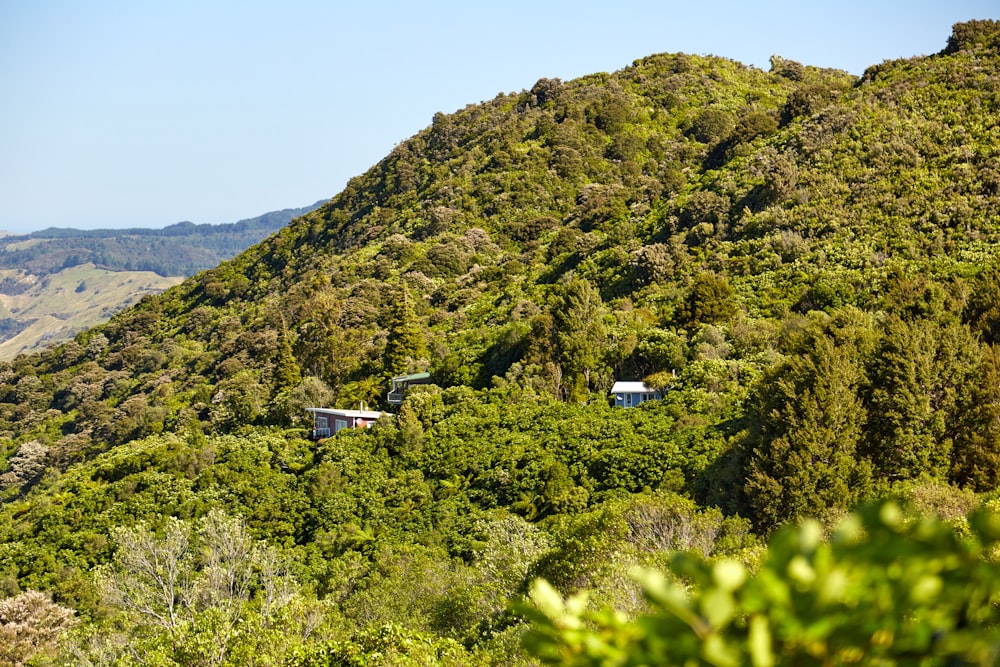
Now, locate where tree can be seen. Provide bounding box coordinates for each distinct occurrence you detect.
[682,272,736,326]
[93,509,297,667]
[0,440,48,491]
[273,325,302,394]
[210,370,269,429]
[552,277,609,401]
[633,327,685,377]
[965,262,1000,344]
[944,19,1000,53]
[951,345,1000,490]
[383,287,427,376]
[862,317,979,483]
[95,517,193,637]
[755,150,799,206]
[686,108,735,144]
[270,375,336,428]
[744,333,871,531]
[0,590,77,667]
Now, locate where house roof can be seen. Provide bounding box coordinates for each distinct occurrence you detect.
[306,407,387,420]
[610,381,656,394]
[392,372,431,382]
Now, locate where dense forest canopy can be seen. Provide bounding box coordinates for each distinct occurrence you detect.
[2,20,1000,665]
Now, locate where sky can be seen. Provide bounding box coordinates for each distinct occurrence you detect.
[1,1,996,234]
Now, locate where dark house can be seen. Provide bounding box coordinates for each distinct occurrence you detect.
[387,371,432,405]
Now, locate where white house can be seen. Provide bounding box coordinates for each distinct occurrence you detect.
[610,381,661,408]
[306,407,388,439]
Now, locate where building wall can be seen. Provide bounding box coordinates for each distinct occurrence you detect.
[614,392,659,407]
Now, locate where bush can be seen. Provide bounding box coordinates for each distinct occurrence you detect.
[944,20,1000,54]
[682,273,737,325]
[687,109,735,144]
[287,623,472,667]
[0,590,77,666]
[521,502,1000,666]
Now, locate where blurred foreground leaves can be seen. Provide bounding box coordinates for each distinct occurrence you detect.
[523,502,1000,666]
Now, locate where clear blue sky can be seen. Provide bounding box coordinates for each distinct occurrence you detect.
[1,1,995,233]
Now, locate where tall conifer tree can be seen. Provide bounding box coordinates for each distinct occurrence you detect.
[745,333,871,530]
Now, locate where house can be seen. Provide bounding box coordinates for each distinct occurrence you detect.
[610,381,661,408]
[306,407,388,439]
[386,371,432,405]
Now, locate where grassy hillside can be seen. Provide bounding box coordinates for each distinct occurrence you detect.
[0,265,183,360]
[1,20,1000,666]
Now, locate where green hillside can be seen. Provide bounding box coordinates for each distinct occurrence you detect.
[2,20,1000,666]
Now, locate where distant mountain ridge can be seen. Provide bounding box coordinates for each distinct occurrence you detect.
[0,200,326,358]
[0,200,326,278]
[28,205,322,239]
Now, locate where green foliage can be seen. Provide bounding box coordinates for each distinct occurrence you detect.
[686,108,735,144]
[0,22,999,666]
[944,19,1000,54]
[551,277,610,400]
[521,502,1000,666]
[965,262,1000,344]
[740,309,988,529]
[287,623,473,667]
[951,345,1000,491]
[682,273,737,325]
[383,288,428,376]
[530,492,758,611]
[85,508,304,666]
[744,317,875,531]
[862,316,978,482]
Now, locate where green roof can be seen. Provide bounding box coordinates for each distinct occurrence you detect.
[393,372,431,382]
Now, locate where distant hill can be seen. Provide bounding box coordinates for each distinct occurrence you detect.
[0,201,325,358]
[0,201,326,278]
[0,264,183,360]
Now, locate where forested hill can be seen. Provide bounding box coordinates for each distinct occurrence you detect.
[2,20,1000,665]
[0,200,326,278]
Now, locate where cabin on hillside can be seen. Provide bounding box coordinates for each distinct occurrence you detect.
[387,371,432,405]
[610,381,661,408]
[306,407,388,439]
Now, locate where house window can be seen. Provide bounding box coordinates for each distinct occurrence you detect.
[334,419,348,433]
[314,416,331,438]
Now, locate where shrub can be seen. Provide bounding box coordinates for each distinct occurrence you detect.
[522,502,1000,666]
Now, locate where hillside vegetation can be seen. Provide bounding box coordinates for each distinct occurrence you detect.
[1,21,1000,665]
